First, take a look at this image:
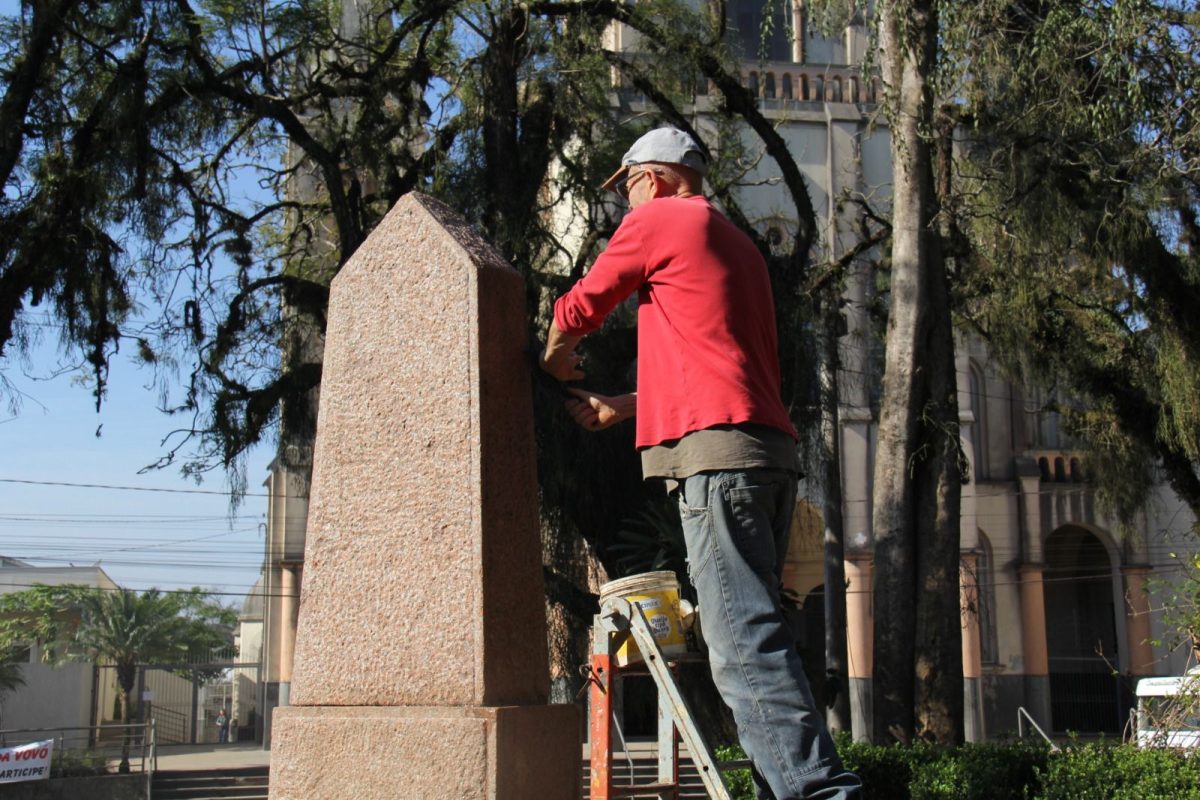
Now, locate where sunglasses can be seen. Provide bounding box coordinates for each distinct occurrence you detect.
[616,167,658,199]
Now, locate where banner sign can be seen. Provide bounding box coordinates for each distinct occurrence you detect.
[0,740,53,783]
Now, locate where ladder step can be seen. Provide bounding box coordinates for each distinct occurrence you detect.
[610,783,681,797]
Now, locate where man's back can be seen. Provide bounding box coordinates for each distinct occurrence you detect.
[622,195,793,447]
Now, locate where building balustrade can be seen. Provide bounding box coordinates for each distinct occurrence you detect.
[1030,449,1088,484]
[741,63,879,105]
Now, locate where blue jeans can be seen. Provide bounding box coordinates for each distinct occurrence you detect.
[678,469,862,800]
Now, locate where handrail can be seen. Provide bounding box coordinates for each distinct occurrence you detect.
[145,720,156,800]
[1017,707,1060,752]
[0,722,154,777]
[148,704,188,745]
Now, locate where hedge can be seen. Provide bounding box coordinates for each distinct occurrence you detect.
[715,737,1200,800]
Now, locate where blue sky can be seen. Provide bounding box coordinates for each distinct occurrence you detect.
[0,334,272,603]
[0,0,277,604]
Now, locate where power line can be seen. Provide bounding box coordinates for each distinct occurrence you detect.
[0,477,273,497]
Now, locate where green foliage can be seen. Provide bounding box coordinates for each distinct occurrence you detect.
[0,584,231,771]
[0,658,26,699]
[610,495,687,585]
[1035,744,1200,800]
[0,585,233,681]
[845,739,1048,800]
[713,744,755,799]
[56,749,108,778]
[720,738,1200,799]
[942,0,1200,521]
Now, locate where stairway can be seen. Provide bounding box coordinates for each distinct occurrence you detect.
[151,766,269,800]
[581,744,729,799]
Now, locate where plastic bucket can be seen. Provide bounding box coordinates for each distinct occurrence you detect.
[599,571,687,666]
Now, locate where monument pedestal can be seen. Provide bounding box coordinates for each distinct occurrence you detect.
[268,193,579,799]
[271,705,579,799]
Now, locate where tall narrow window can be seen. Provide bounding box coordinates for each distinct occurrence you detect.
[977,533,999,665]
[728,0,794,61]
[969,362,988,481]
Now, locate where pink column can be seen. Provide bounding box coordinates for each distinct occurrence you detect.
[961,553,984,741]
[1019,564,1049,678]
[278,563,300,685]
[845,555,873,681]
[960,554,982,682]
[1122,565,1155,675]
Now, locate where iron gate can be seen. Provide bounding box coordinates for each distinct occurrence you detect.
[94,648,261,745]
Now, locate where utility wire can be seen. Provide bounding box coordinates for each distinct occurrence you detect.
[0,478,273,497]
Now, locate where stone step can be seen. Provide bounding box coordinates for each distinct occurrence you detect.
[151,766,270,800]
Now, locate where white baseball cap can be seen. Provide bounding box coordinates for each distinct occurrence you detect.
[600,127,709,194]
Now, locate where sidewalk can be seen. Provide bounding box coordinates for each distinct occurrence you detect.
[152,743,272,771]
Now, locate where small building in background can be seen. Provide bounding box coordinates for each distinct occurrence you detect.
[0,562,122,733]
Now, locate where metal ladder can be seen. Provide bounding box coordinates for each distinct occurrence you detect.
[585,596,733,800]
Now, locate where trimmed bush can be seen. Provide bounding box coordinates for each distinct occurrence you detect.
[714,737,1200,799]
[1035,743,1200,800]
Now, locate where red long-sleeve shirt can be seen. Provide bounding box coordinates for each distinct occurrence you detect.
[553,195,797,449]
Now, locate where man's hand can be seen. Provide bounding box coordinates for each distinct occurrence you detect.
[565,388,636,431]
[541,320,585,382]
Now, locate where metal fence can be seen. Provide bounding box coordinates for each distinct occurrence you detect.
[96,660,261,746]
[1049,657,1135,735]
[0,721,156,783]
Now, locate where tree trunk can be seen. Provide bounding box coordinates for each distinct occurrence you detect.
[117,685,131,774]
[912,300,963,742]
[819,299,852,735]
[872,0,955,745]
[912,112,966,744]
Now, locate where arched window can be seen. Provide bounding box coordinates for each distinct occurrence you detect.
[781,73,793,99]
[832,76,843,102]
[728,0,793,61]
[1069,458,1083,483]
[765,72,776,99]
[800,74,810,101]
[813,76,825,101]
[1054,457,1067,482]
[748,71,760,97]
[1043,525,1121,733]
[848,77,859,103]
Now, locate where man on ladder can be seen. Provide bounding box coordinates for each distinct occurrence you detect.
[541,127,862,800]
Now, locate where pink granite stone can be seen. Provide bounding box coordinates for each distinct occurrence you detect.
[269,705,580,800]
[288,192,551,707]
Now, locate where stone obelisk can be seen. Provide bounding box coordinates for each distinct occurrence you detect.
[268,193,579,799]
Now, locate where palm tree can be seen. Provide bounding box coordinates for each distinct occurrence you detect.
[0,658,27,731]
[0,585,234,772]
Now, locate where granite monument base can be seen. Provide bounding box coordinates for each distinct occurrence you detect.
[270,704,580,800]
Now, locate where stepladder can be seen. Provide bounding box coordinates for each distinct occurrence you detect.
[586,596,734,800]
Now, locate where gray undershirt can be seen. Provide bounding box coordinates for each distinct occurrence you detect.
[640,423,799,488]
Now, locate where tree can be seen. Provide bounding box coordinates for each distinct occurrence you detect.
[845,0,1197,744]
[940,0,1200,525]
[0,0,864,730]
[0,586,234,772]
[858,0,964,744]
[0,657,27,730]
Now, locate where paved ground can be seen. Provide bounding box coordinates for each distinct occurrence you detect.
[152,743,272,771]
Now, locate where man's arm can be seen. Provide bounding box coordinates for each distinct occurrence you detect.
[540,319,585,382]
[565,387,636,431]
